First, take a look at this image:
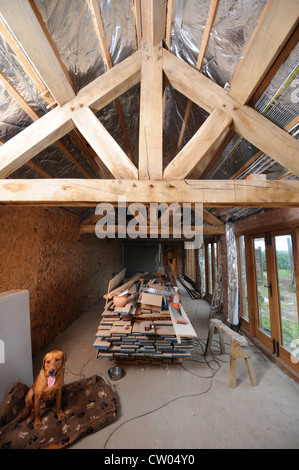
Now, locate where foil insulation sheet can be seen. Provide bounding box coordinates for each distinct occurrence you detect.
[201,0,268,86]
[198,243,206,298]
[208,42,299,181]
[170,0,211,66]
[163,85,209,168]
[0,0,138,183]
[35,0,104,91]
[226,222,239,325]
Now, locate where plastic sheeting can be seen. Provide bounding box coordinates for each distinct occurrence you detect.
[202,0,268,87]
[226,222,239,325]
[198,243,206,298]
[163,86,209,168]
[170,0,211,67]
[0,0,138,179]
[169,0,268,87]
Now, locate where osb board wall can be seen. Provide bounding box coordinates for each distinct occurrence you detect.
[0,207,122,354]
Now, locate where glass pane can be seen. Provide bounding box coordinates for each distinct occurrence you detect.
[254,238,271,337]
[239,236,249,321]
[275,235,299,351]
[208,244,212,294]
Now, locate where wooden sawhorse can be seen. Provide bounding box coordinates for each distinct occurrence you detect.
[204,319,257,388]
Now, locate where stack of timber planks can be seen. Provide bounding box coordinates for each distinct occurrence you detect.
[93,269,197,365]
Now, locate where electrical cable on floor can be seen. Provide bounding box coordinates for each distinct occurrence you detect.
[64,354,95,380]
[103,337,229,449]
[180,337,230,378]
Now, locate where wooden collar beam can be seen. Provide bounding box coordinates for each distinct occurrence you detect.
[1,179,299,208]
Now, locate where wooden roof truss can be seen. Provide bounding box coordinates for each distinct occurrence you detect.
[0,0,298,235]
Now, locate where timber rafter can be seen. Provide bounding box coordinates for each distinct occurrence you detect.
[0,0,298,233]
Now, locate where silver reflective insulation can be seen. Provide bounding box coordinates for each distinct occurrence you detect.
[202,0,268,86]
[226,222,239,325]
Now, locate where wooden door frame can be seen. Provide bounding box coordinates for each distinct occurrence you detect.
[240,229,299,376]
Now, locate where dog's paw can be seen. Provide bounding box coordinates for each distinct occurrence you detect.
[34,419,41,429]
[57,411,65,421]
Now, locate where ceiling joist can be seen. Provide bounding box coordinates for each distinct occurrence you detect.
[229,0,298,105]
[1,179,299,208]
[0,0,75,106]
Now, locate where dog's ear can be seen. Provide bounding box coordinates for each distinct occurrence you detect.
[42,355,47,370]
[62,352,67,365]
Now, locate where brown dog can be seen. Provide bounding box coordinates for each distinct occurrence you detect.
[18,350,66,429]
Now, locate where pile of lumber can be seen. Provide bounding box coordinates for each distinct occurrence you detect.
[93,269,197,365]
[178,275,201,299]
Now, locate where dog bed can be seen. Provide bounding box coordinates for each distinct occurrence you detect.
[0,375,117,449]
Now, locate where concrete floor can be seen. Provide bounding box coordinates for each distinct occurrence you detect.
[33,283,299,450]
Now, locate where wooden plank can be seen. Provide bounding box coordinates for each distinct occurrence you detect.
[0,20,48,96]
[165,0,174,49]
[163,49,299,177]
[293,227,299,324]
[139,42,163,179]
[88,0,113,69]
[79,225,225,236]
[88,0,133,160]
[229,0,299,104]
[0,51,141,177]
[28,0,75,95]
[176,0,219,153]
[1,179,299,207]
[74,49,141,112]
[164,108,232,179]
[138,0,165,178]
[203,209,224,226]
[71,129,113,178]
[104,273,147,299]
[0,71,92,178]
[190,128,234,179]
[169,303,197,340]
[0,72,39,122]
[141,0,167,45]
[249,27,299,106]
[107,268,127,295]
[196,0,219,71]
[140,292,163,309]
[0,138,52,179]
[134,0,142,48]
[0,0,75,106]
[72,106,138,180]
[0,106,74,178]
[230,116,299,180]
